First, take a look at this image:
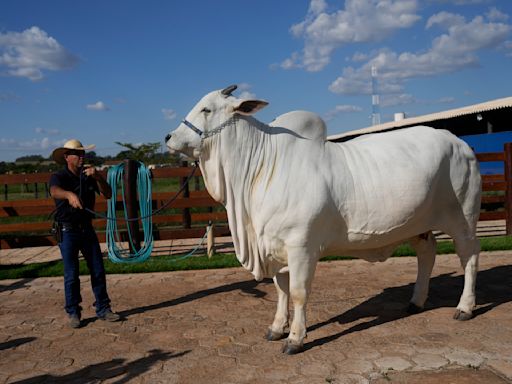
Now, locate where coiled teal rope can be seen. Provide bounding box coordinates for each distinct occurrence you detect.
[106,161,153,263]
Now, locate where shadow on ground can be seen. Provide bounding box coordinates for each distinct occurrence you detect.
[304,264,512,351]
[11,349,189,384]
[0,278,36,293]
[0,337,37,351]
[119,278,273,318]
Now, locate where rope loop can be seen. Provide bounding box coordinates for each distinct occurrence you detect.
[106,161,153,263]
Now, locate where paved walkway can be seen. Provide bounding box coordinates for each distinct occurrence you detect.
[0,237,235,265]
[1,250,511,383]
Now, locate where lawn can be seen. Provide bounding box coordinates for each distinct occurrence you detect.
[1,236,511,280]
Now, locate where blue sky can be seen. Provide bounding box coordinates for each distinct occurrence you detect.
[1,0,512,162]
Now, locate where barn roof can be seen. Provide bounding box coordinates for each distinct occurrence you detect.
[328,96,512,142]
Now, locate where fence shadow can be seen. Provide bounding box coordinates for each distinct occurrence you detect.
[303,264,512,351]
[119,278,272,318]
[11,348,188,384]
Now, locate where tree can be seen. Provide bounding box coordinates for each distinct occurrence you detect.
[85,151,104,166]
[15,155,45,162]
[114,142,161,162]
[113,142,179,165]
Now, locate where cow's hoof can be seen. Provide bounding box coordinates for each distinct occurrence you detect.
[281,340,303,355]
[266,329,284,341]
[407,303,423,314]
[453,309,473,321]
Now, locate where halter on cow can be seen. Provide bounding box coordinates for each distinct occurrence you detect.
[165,85,481,354]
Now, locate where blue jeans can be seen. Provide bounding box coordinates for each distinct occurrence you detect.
[58,225,111,317]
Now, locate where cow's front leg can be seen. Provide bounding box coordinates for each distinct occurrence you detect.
[267,268,289,341]
[282,248,317,354]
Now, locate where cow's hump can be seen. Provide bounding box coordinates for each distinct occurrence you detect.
[269,111,327,142]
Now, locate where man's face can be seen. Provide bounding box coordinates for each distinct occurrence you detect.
[64,150,85,168]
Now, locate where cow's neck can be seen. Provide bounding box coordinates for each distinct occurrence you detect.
[199,115,274,280]
[199,115,271,204]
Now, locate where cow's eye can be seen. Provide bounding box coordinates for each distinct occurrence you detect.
[201,107,211,114]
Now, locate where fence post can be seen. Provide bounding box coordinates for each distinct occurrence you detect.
[4,184,7,201]
[124,159,141,252]
[207,221,215,258]
[504,143,512,235]
[181,160,191,229]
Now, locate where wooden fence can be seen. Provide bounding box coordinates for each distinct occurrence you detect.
[0,166,230,249]
[477,143,512,234]
[1,143,511,249]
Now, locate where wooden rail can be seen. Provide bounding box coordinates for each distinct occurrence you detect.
[1,144,512,249]
[476,144,511,226]
[0,166,230,249]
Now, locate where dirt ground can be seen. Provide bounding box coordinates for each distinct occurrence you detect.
[1,251,511,383]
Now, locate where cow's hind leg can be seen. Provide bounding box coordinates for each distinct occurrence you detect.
[452,235,480,320]
[408,232,437,314]
[282,247,317,354]
[267,269,289,341]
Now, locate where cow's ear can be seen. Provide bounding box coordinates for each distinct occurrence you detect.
[233,100,269,116]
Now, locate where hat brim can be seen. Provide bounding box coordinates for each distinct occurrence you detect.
[52,144,95,165]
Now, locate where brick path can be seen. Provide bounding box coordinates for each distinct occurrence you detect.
[1,251,511,383]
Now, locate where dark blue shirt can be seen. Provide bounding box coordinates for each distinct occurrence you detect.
[49,167,99,223]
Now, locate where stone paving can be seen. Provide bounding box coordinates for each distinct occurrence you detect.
[0,251,511,383]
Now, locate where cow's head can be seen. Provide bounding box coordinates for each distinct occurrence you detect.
[165,85,268,159]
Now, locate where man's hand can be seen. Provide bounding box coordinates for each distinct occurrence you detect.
[83,165,99,179]
[50,185,83,209]
[83,165,112,199]
[67,191,83,209]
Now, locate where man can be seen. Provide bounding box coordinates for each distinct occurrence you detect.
[50,139,120,328]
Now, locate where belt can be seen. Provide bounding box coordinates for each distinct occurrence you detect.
[59,222,92,231]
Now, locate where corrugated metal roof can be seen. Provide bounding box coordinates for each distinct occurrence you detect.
[328,96,512,142]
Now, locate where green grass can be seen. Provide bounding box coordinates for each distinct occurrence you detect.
[0,253,241,280]
[1,236,511,280]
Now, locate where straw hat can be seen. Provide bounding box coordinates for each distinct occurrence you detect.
[52,139,96,165]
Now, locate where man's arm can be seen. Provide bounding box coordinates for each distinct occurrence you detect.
[50,185,83,209]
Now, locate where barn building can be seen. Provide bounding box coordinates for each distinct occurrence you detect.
[327,96,512,143]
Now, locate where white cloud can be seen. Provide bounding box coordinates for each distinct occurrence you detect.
[329,11,511,96]
[324,104,363,120]
[161,108,176,120]
[437,96,456,104]
[282,0,421,71]
[504,40,512,56]
[41,137,51,149]
[0,137,58,152]
[0,92,20,102]
[350,52,370,62]
[35,126,60,135]
[380,94,417,107]
[426,11,465,29]
[0,26,78,81]
[486,7,509,22]
[431,0,492,4]
[238,83,257,99]
[86,101,110,111]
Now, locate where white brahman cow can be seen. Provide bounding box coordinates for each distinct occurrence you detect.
[165,85,481,354]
